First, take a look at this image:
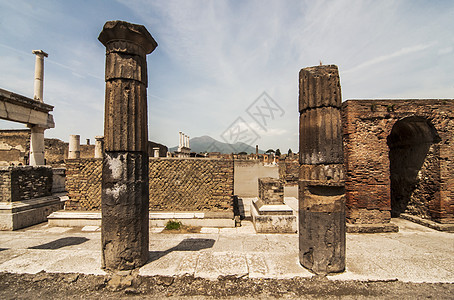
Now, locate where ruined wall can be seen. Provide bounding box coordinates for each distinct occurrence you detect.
[0,129,30,166]
[149,158,233,211]
[342,99,454,224]
[65,158,102,210]
[65,158,234,212]
[0,166,52,201]
[278,157,299,184]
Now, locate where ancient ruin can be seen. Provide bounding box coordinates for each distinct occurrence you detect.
[298,65,346,275]
[98,20,157,270]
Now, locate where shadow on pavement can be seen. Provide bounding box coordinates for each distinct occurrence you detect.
[149,238,215,262]
[28,237,89,249]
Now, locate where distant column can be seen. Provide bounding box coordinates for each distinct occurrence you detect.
[187,136,190,148]
[179,131,182,148]
[153,147,160,157]
[99,20,157,271]
[32,50,48,102]
[298,65,345,275]
[94,136,104,158]
[68,135,80,159]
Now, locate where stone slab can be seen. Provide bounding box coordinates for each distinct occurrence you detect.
[0,219,452,282]
[0,194,66,230]
[251,200,297,233]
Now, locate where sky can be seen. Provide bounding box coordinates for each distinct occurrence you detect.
[0,0,453,153]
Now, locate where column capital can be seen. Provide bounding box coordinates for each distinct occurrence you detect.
[32,50,48,57]
[98,20,157,55]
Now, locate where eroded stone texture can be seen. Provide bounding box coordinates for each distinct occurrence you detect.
[258,177,284,205]
[99,20,157,271]
[298,65,345,275]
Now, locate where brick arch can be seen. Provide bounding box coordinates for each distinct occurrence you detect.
[387,116,441,218]
[342,99,454,225]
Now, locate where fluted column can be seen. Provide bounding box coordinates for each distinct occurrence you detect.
[99,20,157,271]
[298,65,346,275]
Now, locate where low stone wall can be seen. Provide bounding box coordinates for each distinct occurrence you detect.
[0,166,53,202]
[65,158,234,212]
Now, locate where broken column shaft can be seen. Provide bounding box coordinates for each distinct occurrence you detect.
[98,20,157,270]
[298,65,346,275]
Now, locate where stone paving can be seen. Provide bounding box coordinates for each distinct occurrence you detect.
[0,219,452,283]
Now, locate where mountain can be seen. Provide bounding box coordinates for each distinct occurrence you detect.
[169,135,265,154]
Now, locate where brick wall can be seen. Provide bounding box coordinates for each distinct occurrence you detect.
[0,166,53,202]
[342,99,454,224]
[65,159,102,210]
[65,157,234,212]
[0,129,30,166]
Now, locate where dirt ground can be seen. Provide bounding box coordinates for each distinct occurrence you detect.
[0,272,452,299]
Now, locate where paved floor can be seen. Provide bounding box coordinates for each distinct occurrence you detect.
[0,218,452,283]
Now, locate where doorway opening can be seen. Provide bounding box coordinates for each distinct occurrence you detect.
[387,116,441,217]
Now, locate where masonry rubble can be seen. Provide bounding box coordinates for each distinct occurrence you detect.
[298,65,346,275]
[98,20,157,271]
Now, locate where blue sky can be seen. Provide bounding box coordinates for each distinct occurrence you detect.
[0,0,453,152]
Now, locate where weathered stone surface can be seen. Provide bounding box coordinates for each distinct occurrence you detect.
[298,65,345,275]
[258,177,284,205]
[103,80,148,152]
[299,106,343,165]
[99,20,156,271]
[0,166,52,202]
[299,65,341,112]
[102,152,149,270]
[65,158,234,212]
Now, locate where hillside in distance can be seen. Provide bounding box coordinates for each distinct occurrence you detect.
[169,135,265,154]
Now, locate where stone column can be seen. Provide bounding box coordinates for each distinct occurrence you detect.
[68,135,80,159]
[94,136,104,159]
[153,147,160,157]
[187,135,190,148]
[298,65,345,275]
[179,131,182,148]
[99,20,157,271]
[29,126,45,165]
[29,50,49,166]
[32,50,48,102]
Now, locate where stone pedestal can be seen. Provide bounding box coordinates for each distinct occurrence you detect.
[68,135,80,159]
[252,177,297,233]
[99,20,157,271]
[298,65,346,275]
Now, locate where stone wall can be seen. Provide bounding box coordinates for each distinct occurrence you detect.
[0,129,30,166]
[65,159,102,210]
[342,99,454,224]
[0,166,53,202]
[65,157,234,212]
[278,157,299,184]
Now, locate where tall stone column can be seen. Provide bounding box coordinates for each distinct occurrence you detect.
[29,50,49,166]
[94,136,104,159]
[98,20,157,271]
[32,50,48,102]
[298,65,346,275]
[68,135,80,159]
